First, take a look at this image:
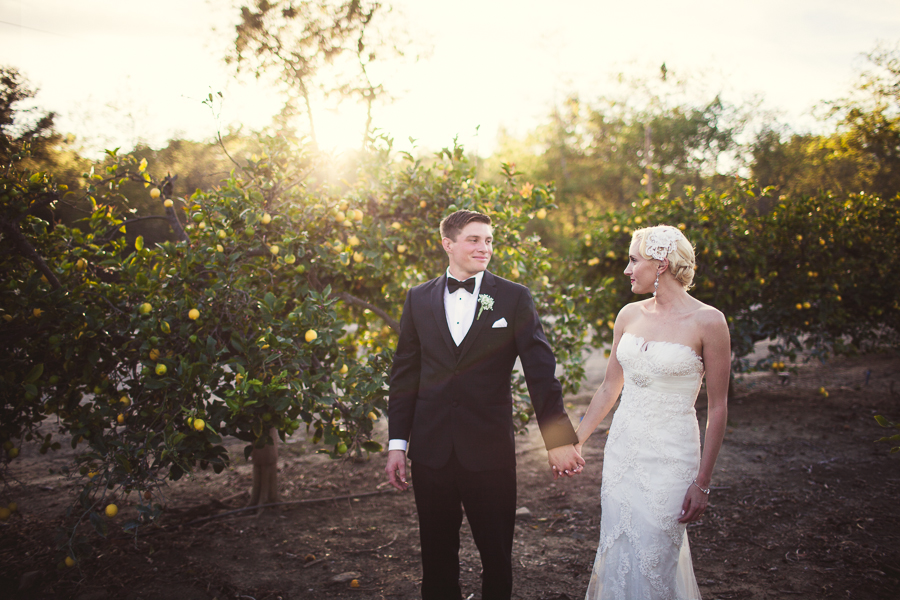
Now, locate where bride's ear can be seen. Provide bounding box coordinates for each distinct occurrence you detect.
[658,258,669,273]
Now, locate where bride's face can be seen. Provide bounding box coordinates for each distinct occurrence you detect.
[624,239,657,295]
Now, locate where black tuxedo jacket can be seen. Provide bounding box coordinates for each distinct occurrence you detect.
[388,270,578,471]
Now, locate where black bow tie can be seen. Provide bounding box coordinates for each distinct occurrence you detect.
[447,276,476,294]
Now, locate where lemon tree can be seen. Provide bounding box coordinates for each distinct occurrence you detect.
[1,134,592,555]
[573,182,900,374]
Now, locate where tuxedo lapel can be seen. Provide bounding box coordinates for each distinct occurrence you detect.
[456,271,497,363]
[430,274,458,358]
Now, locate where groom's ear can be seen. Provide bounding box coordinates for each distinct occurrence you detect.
[441,236,453,254]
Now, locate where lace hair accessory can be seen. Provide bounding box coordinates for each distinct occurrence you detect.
[644,228,682,261]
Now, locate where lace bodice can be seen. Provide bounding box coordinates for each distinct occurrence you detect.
[617,332,704,413]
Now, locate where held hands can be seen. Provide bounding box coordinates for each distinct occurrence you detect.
[548,444,585,480]
[385,449,409,491]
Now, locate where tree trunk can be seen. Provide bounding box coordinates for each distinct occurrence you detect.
[247,428,279,508]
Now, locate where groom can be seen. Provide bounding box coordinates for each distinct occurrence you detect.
[385,209,584,600]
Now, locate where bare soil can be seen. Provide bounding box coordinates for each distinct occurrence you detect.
[1,352,899,600]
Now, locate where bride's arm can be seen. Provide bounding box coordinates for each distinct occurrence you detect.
[680,309,730,523]
[696,311,731,488]
[575,312,628,450]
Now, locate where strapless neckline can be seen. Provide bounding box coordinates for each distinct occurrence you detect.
[621,331,703,363]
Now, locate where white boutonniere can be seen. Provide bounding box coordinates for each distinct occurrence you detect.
[477,294,494,320]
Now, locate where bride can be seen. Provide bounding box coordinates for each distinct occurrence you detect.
[576,225,730,600]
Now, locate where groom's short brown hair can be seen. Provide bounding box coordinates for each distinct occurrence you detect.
[440,210,492,242]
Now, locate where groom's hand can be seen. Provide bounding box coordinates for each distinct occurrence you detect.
[385,450,409,491]
[548,444,585,480]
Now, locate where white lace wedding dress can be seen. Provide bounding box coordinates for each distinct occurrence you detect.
[586,332,705,600]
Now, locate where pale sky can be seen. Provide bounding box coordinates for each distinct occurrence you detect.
[1,0,897,158]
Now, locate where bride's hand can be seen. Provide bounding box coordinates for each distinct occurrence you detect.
[678,484,709,523]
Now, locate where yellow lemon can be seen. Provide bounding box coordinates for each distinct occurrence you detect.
[419,200,427,208]
[218,229,227,239]
[350,579,360,588]
[391,221,401,230]
[348,235,360,247]
[397,244,407,254]
[284,254,296,264]
[149,348,160,361]
[120,395,131,407]
[334,210,346,222]
[155,363,167,376]
[339,364,348,374]
[65,556,75,567]
[0,507,10,521]
[535,208,547,219]
[88,471,98,479]
[150,188,160,199]
[2,314,12,322]
[803,302,811,309]
[261,213,272,225]
[139,302,152,315]
[33,308,43,318]
[305,329,317,343]
[193,418,205,431]
[116,414,125,424]
[368,412,377,421]
[105,504,118,518]
[164,199,174,208]
[216,244,224,252]
[269,245,280,255]
[353,252,364,263]
[188,308,200,320]
[353,209,364,221]
[160,321,171,334]
[7,447,18,459]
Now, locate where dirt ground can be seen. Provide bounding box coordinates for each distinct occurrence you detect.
[1,351,899,600]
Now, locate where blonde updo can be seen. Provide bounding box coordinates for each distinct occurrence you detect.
[632,225,696,290]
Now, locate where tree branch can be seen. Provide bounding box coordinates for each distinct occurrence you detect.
[336,292,399,332]
[0,217,62,290]
[99,216,171,243]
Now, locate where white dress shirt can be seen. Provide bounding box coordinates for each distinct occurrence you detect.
[388,269,484,453]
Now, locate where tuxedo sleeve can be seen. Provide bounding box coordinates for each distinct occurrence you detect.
[513,287,579,450]
[388,289,421,444]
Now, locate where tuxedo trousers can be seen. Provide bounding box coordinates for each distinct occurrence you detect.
[412,451,516,600]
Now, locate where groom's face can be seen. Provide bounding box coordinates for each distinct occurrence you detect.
[443,221,493,279]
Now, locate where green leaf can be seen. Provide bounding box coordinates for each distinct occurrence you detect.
[230,331,245,353]
[24,363,44,384]
[362,440,383,453]
[875,415,891,427]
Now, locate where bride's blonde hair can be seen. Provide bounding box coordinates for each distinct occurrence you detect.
[632,225,697,290]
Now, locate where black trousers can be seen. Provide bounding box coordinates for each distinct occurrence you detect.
[411,452,517,600]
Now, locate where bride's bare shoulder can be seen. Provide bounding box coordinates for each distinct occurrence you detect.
[692,301,728,334]
[619,299,652,317]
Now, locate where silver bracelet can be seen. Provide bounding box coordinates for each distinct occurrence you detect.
[692,480,710,495]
